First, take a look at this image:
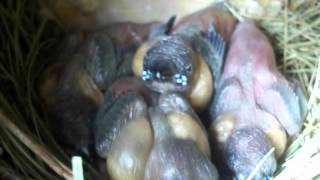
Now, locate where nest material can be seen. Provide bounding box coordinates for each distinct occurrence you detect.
[0,0,319,179]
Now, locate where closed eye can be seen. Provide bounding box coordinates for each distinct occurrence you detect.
[186,64,193,73]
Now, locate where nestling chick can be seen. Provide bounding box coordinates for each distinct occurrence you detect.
[41,54,103,157]
[39,32,117,157]
[209,21,307,179]
[95,82,214,179]
[133,4,236,109]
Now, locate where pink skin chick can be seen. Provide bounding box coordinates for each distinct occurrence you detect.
[214,20,304,136]
[209,21,306,179]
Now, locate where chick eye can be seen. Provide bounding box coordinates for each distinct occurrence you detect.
[186,64,193,73]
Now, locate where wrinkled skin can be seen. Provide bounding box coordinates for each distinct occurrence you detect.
[93,77,157,158]
[145,108,218,180]
[212,21,306,135]
[209,21,306,179]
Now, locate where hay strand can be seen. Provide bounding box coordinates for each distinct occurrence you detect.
[273,129,320,180]
[0,111,73,180]
[246,147,275,180]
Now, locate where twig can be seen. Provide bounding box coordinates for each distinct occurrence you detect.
[246,147,275,180]
[0,110,73,180]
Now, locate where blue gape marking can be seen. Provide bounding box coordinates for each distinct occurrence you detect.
[142,70,153,80]
[174,74,188,86]
[142,70,188,86]
[156,72,161,79]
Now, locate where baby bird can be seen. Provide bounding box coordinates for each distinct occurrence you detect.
[39,32,117,157]
[209,21,307,180]
[94,77,215,179]
[132,4,236,109]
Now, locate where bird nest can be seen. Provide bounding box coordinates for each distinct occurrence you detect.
[0,0,319,179]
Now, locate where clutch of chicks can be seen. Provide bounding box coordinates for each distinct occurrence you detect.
[39,3,307,180]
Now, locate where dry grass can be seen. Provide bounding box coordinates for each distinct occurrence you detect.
[0,1,99,179]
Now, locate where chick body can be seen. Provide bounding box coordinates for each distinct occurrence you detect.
[144,108,218,180]
[209,21,306,179]
[98,89,215,179]
[43,54,103,155]
[39,32,117,156]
